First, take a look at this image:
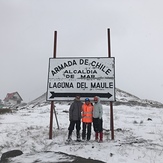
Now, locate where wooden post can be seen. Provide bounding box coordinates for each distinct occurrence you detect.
[107,28,114,140]
[49,31,57,139]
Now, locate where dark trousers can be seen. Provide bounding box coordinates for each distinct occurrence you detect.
[68,120,81,138]
[82,122,92,140]
[93,118,103,133]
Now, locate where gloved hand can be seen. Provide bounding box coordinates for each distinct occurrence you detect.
[69,118,73,121]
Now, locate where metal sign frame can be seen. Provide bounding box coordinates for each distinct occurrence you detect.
[47,57,115,101]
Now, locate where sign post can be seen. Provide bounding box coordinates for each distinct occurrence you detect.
[108,28,114,140]
[49,31,57,139]
[47,30,115,140]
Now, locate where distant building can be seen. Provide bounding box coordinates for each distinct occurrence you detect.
[4,92,23,106]
[0,99,4,108]
[0,99,2,104]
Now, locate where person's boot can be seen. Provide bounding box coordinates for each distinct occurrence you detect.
[87,133,91,141]
[76,131,81,141]
[95,132,98,141]
[99,132,103,142]
[82,131,86,141]
[66,130,72,142]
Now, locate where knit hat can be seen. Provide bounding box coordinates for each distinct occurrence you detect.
[94,96,98,102]
[85,98,90,102]
[75,94,80,97]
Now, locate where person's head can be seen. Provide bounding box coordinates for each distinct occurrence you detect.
[85,97,90,105]
[94,96,98,103]
[75,94,80,100]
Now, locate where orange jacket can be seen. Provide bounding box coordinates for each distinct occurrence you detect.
[82,103,93,123]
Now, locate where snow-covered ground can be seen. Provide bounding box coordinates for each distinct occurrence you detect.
[0,101,163,162]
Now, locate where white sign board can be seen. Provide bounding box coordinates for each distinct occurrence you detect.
[47,57,115,101]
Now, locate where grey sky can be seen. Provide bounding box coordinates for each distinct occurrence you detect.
[0,0,163,103]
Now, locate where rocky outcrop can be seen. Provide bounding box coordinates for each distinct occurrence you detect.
[0,150,23,162]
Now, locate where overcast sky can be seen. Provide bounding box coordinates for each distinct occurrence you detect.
[0,0,163,103]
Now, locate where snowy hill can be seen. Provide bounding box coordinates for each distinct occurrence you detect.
[115,88,163,108]
[0,88,163,163]
[28,88,163,108]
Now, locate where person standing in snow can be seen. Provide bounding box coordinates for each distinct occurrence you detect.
[93,96,103,142]
[67,94,83,142]
[81,98,93,141]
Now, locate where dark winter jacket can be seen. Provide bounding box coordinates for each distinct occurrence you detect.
[69,98,83,121]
